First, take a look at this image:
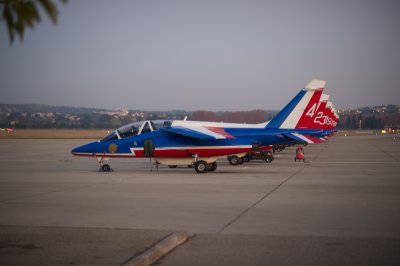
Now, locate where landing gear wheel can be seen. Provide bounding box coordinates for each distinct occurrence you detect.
[101,164,111,172]
[228,155,239,165]
[243,155,252,162]
[208,162,217,172]
[194,160,208,174]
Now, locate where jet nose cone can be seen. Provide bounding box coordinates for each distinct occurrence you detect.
[71,141,97,155]
[71,145,84,155]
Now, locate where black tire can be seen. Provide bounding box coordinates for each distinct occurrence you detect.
[265,157,273,163]
[101,164,111,172]
[208,162,217,172]
[195,160,208,173]
[243,155,251,162]
[168,165,177,168]
[228,156,239,165]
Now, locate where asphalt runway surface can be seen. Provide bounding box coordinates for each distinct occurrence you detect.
[0,135,399,265]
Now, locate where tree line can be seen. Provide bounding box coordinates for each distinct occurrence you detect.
[338,115,385,129]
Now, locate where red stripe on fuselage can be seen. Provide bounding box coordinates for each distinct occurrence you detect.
[72,146,252,158]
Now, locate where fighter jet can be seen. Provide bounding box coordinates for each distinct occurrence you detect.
[0,128,13,134]
[71,79,337,173]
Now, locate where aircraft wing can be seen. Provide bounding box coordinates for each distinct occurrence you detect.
[283,132,326,144]
[161,126,234,140]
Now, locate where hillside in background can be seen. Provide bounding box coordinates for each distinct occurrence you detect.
[0,104,399,130]
[338,105,400,129]
[0,104,276,129]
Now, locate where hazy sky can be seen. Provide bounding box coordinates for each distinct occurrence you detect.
[1,0,399,111]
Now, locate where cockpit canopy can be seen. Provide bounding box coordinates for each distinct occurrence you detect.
[101,120,172,142]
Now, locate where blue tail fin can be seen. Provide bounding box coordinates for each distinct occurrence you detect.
[266,79,325,129]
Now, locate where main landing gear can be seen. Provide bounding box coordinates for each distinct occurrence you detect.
[193,161,218,173]
[188,154,218,174]
[166,160,217,174]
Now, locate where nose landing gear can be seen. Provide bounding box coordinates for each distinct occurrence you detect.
[96,154,113,172]
[100,163,112,172]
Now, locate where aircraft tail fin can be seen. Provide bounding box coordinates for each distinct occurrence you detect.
[266,79,325,129]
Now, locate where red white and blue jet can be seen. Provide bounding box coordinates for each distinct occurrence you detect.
[0,128,13,134]
[71,79,338,173]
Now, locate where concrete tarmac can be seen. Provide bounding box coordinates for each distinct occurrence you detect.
[0,135,399,265]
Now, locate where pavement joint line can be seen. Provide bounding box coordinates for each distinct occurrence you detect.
[122,231,190,266]
[219,163,311,233]
[219,144,326,233]
[309,142,327,162]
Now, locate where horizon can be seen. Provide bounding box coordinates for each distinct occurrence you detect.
[1,102,398,113]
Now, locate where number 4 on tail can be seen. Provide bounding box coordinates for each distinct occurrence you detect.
[305,102,321,117]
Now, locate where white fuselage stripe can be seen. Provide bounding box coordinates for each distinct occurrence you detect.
[291,132,313,143]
